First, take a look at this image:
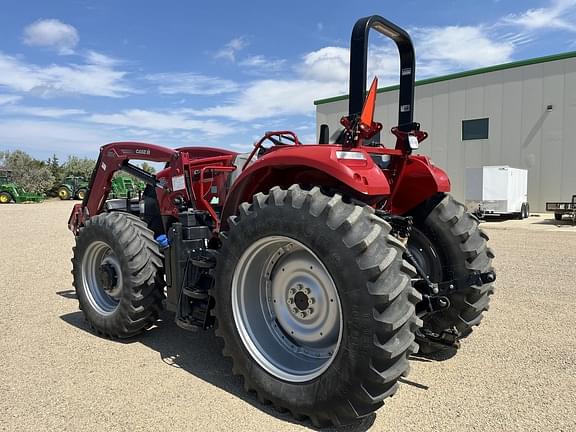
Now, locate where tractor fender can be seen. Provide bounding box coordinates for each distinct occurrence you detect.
[389,155,451,215]
[221,145,390,229]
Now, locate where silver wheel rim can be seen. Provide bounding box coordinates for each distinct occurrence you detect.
[232,236,343,382]
[81,241,123,316]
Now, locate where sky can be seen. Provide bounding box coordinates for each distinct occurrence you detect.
[0,0,575,161]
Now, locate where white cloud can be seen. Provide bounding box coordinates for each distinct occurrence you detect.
[0,94,21,105]
[238,55,286,73]
[414,26,514,69]
[1,105,85,118]
[0,119,112,156]
[87,109,235,136]
[197,79,344,121]
[215,37,248,62]
[503,0,576,32]
[0,52,133,97]
[302,47,349,82]
[145,73,239,95]
[0,110,240,159]
[84,50,120,67]
[22,19,79,55]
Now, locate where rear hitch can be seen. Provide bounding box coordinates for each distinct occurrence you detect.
[417,294,450,315]
[413,270,496,316]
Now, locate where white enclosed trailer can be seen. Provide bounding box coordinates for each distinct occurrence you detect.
[465,166,529,218]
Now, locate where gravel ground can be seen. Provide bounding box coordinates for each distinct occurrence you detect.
[1,200,575,432]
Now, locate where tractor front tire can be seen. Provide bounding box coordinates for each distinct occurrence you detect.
[72,212,164,338]
[409,194,495,353]
[555,213,563,221]
[213,185,421,427]
[0,192,12,204]
[58,187,71,200]
[76,188,87,200]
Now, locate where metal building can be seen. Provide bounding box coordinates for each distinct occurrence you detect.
[315,52,576,211]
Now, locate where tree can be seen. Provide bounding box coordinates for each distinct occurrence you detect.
[0,150,8,167]
[62,156,96,179]
[47,153,62,179]
[141,162,156,174]
[2,150,55,193]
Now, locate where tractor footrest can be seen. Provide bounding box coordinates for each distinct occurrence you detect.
[176,317,203,332]
[182,286,209,300]
[176,296,214,331]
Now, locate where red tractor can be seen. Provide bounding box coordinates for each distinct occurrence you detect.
[68,15,495,427]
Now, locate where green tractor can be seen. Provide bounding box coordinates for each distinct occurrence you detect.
[0,170,45,204]
[134,179,146,193]
[58,176,89,200]
[109,175,138,199]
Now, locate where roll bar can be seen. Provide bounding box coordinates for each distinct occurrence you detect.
[348,15,416,132]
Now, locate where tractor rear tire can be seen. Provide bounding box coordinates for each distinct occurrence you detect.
[72,212,164,338]
[213,185,421,427]
[0,192,12,204]
[58,186,71,200]
[409,194,495,353]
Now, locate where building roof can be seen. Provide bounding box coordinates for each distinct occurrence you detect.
[314,50,576,106]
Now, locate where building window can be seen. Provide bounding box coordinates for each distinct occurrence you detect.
[462,118,489,140]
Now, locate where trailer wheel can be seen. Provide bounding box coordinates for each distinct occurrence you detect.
[213,185,421,427]
[520,202,530,219]
[58,186,71,200]
[72,212,164,338]
[409,194,495,353]
[554,213,563,221]
[0,192,12,203]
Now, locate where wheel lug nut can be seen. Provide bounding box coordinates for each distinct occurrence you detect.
[297,283,304,291]
[287,298,293,305]
[304,287,311,295]
[289,288,296,295]
[308,298,315,305]
[299,312,307,318]
[307,308,314,315]
[292,307,298,314]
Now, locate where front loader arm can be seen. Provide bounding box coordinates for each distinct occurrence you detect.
[68,142,189,234]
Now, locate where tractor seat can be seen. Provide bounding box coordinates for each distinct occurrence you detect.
[227,153,253,188]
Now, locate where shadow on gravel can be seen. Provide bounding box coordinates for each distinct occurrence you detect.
[412,347,458,362]
[531,218,575,226]
[60,309,375,432]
